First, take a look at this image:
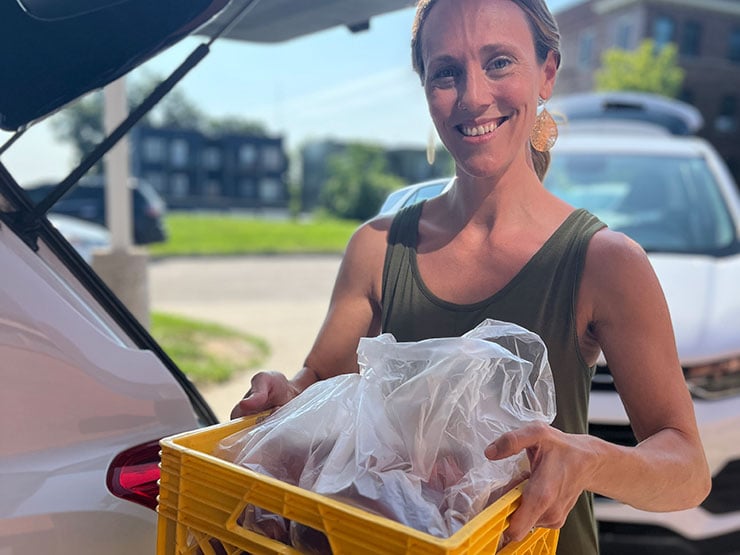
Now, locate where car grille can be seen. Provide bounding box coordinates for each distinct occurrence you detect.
[598,521,740,554]
[588,422,637,447]
[702,459,740,514]
[591,364,616,391]
[591,367,740,515]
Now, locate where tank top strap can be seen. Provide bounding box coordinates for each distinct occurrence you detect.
[382,202,424,328]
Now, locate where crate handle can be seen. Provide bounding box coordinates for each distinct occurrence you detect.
[224,496,304,555]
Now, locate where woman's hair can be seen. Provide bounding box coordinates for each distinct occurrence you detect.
[411,0,562,180]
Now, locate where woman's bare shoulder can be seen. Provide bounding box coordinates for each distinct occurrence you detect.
[346,214,394,256]
[586,228,651,275]
[582,228,665,317]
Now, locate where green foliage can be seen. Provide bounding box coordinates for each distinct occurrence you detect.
[320,144,405,220]
[148,214,358,257]
[595,39,685,98]
[50,93,106,172]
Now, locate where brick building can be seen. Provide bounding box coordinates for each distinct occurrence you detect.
[554,0,740,182]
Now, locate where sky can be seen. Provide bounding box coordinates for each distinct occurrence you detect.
[0,0,581,186]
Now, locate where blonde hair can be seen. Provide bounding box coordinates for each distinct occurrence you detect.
[411,0,562,179]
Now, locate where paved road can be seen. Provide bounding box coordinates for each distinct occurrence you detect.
[149,254,342,421]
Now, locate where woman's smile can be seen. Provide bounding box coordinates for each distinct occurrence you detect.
[457,116,510,138]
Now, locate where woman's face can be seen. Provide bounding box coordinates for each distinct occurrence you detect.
[421,0,556,180]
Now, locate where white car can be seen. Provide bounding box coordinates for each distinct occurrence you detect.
[547,121,740,555]
[380,96,740,553]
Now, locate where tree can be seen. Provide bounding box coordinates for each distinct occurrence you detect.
[320,144,404,221]
[595,39,685,98]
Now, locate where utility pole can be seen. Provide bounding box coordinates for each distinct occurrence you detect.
[91,76,151,328]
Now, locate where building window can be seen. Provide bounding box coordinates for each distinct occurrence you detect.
[259,178,283,203]
[170,139,189,168]
[170,173,190,198]
[653,15,675,51]
[262,145,283,171]
[578,31,595,68]
[729,28,740,63]
[616,19,633,49]
[202,147,222,170]
[143,137,165,163]
[239,144,257,168]
[239,178,257,198]
[680,21,702,57]
[715,95,737,133]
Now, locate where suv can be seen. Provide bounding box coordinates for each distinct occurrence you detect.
[26,176,167,245]
[548,119,740,555]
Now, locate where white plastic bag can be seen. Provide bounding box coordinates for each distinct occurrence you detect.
[216,319,556,544]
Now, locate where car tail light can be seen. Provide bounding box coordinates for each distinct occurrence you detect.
[685,355,740,400]
[106,439,162,510]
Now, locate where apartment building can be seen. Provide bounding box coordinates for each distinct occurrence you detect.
[554,0,740,181]
[130,125,289,210]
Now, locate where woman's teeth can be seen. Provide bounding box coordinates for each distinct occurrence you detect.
[459,121,501,137]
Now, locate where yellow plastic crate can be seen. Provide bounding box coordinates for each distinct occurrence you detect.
[157,416,559,555]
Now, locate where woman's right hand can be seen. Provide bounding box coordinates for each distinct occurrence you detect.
[230,370,300,419]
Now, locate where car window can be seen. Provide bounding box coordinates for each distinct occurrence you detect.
[407,183,446,206]
[379,188,411,214]
[545,153,736,254]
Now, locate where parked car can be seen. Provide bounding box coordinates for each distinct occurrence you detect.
[26,176,167,245]
[0,1,411,554]
[377,177,454,215]
[548,120,740,555]
[379,94,740,554]
[48,214,111,264]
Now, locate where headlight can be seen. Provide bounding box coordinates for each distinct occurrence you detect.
[685,356,740,400]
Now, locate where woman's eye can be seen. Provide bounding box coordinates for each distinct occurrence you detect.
[430,67,457,86]
[487,58,512,71]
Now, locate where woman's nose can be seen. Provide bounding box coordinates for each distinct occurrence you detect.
[457,69,490,113]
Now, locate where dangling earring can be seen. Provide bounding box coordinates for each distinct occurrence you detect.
[426,127,437,165]
[530,98,558,152]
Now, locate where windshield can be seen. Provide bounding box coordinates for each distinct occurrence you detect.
[544,153,736,254]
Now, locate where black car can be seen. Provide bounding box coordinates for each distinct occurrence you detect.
[26,176,167,245]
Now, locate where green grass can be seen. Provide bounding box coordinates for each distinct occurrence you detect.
[150,312,269,385]
[148,213,360,257]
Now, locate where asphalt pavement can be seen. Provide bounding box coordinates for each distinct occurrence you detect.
[148,254,342,421]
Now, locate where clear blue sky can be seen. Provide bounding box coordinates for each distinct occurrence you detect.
[0,0,581,185]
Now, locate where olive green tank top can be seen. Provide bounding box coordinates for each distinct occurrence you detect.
[381,202,607,555]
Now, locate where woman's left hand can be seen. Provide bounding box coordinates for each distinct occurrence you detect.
[484,421,597,543]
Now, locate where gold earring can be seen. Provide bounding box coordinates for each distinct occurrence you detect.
[530,100,558,152]
[426,127,437,165]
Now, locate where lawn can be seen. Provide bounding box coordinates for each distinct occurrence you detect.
[148,213,359,257]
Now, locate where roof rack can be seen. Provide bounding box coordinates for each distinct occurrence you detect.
[549,91,703,136]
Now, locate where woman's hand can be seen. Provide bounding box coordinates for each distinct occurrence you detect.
[484,421,598,543]
[230,370,301,419]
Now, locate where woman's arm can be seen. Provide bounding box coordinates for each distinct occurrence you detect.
[486,229,711,542]
[231,217,390,417]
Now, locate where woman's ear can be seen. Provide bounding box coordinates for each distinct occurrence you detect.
[539,50,559,100]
